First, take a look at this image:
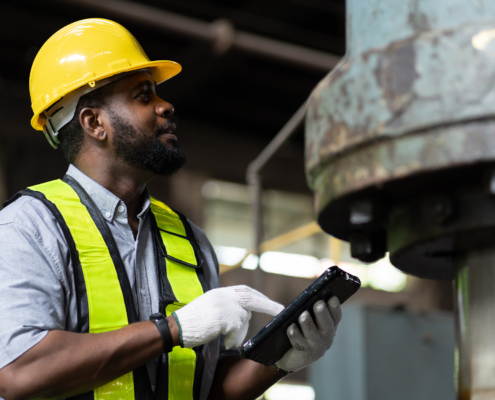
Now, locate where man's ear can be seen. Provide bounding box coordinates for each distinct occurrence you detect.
[79,107,107,142]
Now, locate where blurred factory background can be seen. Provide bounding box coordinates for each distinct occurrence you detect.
[1,1,456,399]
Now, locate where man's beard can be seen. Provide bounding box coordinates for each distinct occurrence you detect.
[109,111,186,176]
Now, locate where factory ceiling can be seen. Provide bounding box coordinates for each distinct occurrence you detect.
[0,0,345,195]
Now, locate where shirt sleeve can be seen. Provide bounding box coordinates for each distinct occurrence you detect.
[0,196,71,370]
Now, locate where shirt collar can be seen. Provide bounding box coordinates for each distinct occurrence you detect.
[65,164,151,222]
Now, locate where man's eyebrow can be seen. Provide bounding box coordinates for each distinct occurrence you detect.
[132,79,155,91]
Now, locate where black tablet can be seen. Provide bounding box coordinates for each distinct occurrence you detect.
[240,266,361,366]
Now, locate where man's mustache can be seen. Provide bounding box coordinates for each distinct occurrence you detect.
[156,117,176,135]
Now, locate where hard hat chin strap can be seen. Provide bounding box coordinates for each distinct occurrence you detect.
[43,69,150,149]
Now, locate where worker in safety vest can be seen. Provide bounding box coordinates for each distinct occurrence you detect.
[0,19,342,400]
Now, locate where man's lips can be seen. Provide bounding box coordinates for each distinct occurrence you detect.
[162,133,178,141]
[156,121,177,140]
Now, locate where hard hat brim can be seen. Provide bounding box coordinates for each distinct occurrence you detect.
[31,59,181,131]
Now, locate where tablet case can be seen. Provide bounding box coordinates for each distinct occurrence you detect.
[240,266,361,366]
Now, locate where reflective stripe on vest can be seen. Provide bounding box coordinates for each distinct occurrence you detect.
[150,197,205,400]
[22,180,205,400]
[28,179,134,400]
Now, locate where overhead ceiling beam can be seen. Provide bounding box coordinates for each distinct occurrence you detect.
[49,0,341,72]
[151,0,345,54]
[284,0,345,18]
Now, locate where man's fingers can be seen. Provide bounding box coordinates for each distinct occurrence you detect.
[243,298,284,316]
[286,323,307,351]
[313,300,334,334]
[240,285,271,300]
[224,318,250,349]
[327,296,342,328]
[237,288,285,316]
[298,310,319,342]
[224,332,237,350]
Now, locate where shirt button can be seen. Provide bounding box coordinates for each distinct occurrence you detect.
[105,211,111,218]
[118,205,125,213]
[140,289,147,296]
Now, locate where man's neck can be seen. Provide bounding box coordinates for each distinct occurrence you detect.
[74,161,154,222]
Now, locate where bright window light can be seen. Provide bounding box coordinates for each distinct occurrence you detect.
[213,246,407,292]
[264,383,315,400]
[335,254,407,292]
[214,246,247,265]
[213,246,259,269]
[242,254,259,270]
[260,251,321,278]
[367,254,407,292]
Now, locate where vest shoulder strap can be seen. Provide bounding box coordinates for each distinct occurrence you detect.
[17,179,145,400]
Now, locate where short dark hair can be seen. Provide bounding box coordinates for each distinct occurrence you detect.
[58,82,116,164]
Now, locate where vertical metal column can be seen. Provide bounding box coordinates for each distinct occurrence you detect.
[454,257,470,400]
[247,102,307,272]
[248,173,265,332]
[455,248,495,400]
[247,172,264,294]
[247,102,307,331]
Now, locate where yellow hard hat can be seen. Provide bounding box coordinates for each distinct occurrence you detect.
[30,18,181,146]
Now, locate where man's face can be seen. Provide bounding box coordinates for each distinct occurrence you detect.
[104,71,186,176]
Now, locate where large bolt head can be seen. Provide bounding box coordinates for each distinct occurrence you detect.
[349,231,386,263]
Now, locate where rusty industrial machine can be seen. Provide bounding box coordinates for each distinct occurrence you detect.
[305,0,495,398]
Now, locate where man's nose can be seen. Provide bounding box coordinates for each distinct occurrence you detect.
[156,102,174,119]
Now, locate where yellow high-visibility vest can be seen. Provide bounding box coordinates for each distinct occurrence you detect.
[20,176,206,400]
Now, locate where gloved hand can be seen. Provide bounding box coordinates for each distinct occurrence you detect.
[173,285,284,349]
[275,296,342,373]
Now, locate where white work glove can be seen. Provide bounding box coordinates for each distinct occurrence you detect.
[173,285,284,349]
[275,296,342,373]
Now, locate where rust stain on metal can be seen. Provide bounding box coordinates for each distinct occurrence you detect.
[374,41,418,112]
[306,20,495,214]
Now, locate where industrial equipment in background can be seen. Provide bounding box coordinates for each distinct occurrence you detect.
[310,304,455,400]
[305,0,495,398]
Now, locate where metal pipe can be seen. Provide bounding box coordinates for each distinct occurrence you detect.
[246,101,306,313]
[49,0,341,72]
[248,171,264,330]
[455,248,495,399]
[246,101,307,258]
[247,172,263,260]
[244,101,319,329]
[234,31,340,72]
[247,101,308,178]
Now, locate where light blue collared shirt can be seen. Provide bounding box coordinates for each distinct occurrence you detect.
[0,165,235,399]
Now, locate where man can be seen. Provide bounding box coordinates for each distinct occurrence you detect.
[0,19,341,400]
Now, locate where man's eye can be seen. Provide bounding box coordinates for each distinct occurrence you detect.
[139,91,150,100]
